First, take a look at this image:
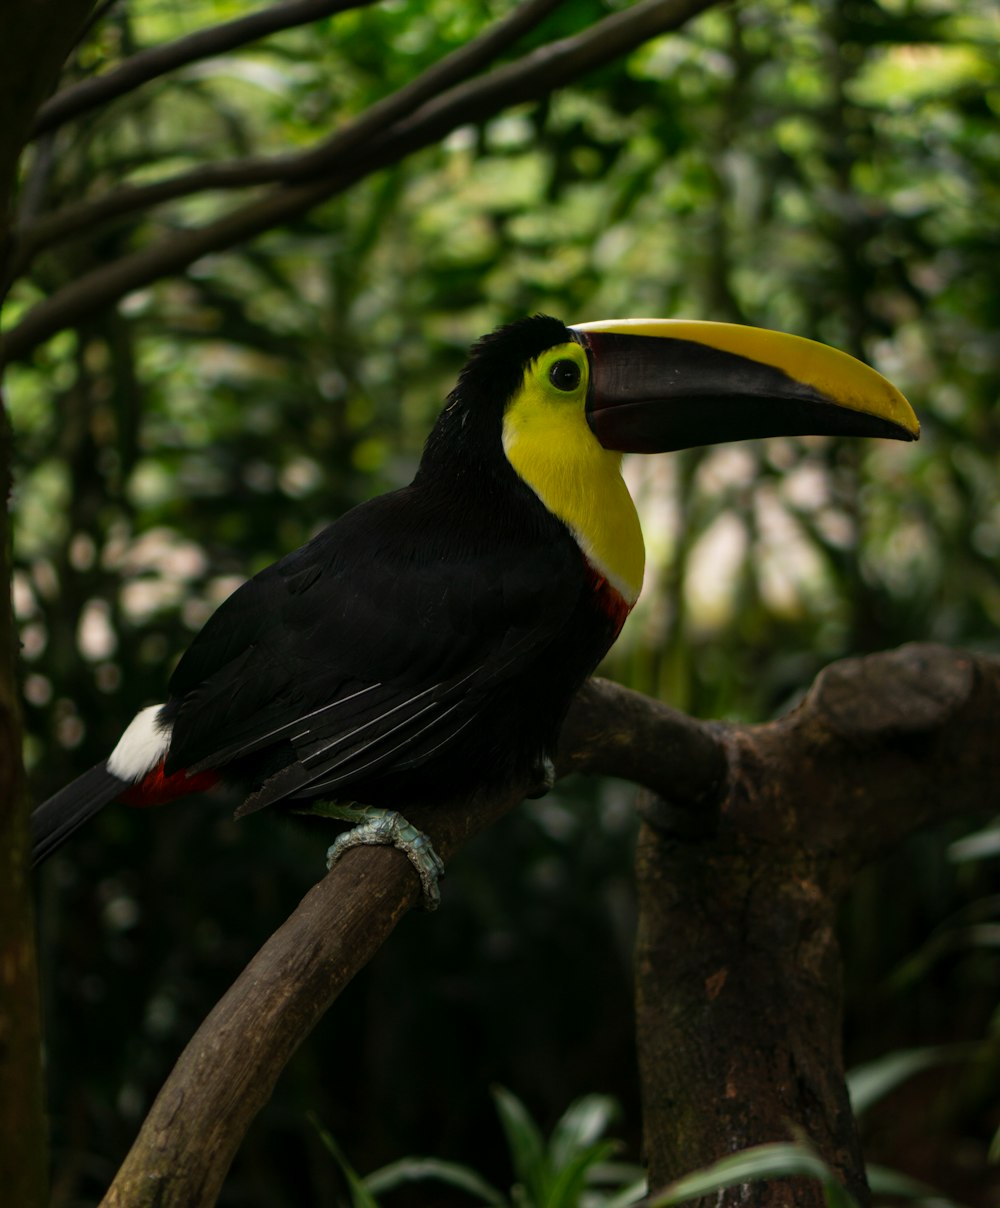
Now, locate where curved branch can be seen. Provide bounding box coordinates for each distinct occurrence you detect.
[99,777,533,1208]
[13,0,565,268]
[558,676,727,822]
[30,0,379,139]
[3,0,720,365]
[96,646,998,1206]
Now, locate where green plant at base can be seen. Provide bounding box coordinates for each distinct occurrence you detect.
[311,1088,645,1207]
[647,1140,860,1208]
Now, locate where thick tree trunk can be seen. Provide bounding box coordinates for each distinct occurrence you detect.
[0,395,46,1208]
[634,644,998,1203]
[0,5,98,1204]
[635,818,863,1205]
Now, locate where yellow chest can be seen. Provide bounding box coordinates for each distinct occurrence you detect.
[502,410,645,604]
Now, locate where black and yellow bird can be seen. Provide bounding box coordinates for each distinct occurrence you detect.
[30,316,918,903]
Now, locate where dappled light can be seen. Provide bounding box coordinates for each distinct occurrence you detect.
[1,1,998,1206]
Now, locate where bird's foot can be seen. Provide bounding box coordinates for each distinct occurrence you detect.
[316,804,444,911]
[525,754,556,800]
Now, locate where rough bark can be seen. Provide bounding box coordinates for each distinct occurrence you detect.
[92,646,997,1207]
[0,5,99,1206]
[101,779,532,1208]
[635,643,998,1205]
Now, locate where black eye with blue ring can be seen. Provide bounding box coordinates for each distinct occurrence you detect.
[549,359,581,392]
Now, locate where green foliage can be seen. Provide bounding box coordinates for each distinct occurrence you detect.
[649,1133,974,1208]
[648,1141,860,1208]
[313,1088,644,1207]
[848,1045,973,1120]
[8,0,1000,1204]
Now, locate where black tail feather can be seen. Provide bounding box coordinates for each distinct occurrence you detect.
[31,762,129,866]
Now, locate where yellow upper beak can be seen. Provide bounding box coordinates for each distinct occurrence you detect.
[570,318,918,453]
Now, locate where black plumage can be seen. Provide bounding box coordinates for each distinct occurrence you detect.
[166,316,618,806]
[30,312,919,867]
[31,317,625,862]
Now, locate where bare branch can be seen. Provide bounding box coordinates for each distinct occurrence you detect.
[3,0,721,365]
[94,647,998,1206]
[558,676,727,818]
[29,0,380,140]
[284,0,567,174]
[13,0,566,269]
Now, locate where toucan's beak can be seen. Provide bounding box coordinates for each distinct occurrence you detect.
[570,319,919,454]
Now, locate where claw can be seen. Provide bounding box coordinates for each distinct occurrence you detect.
[324,806,444,910]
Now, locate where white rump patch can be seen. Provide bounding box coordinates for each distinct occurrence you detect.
[107,705,172,782]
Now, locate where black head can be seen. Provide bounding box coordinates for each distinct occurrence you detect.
[418,315,573,478]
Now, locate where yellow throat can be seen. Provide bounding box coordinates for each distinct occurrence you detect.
[501,342,645,604]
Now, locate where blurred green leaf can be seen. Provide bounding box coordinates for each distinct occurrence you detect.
[848,1045,971,1117]
[648,1141,859,1207]
[365,1156,507,1205]
[548,1094,619,1171]
[308,1113,382,1208]
[492,1085,549,1205]
[950,820,1000,864]
[867,1161,972,1207]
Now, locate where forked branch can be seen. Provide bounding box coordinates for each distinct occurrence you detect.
[96,645,999,1207]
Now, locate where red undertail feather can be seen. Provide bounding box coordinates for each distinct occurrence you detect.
[121,760,220,808]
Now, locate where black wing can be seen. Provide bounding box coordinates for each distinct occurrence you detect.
[163,482,582,809]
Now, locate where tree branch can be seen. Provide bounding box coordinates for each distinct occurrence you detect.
[12,0,566,269]
[100,776,534,1208]
[29,0,380,140]
[94,645,998,1207]
[3,0,721,364]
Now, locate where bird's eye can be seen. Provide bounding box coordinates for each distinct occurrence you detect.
[549,359,581,392]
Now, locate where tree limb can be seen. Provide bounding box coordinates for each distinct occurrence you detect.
[12,0,566,269]
[29,0,380,140]
[3,0,721,364]
[95,645,998,1207]
[100,777,534,1208]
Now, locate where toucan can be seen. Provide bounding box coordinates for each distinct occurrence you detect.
[30,316,918,905]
